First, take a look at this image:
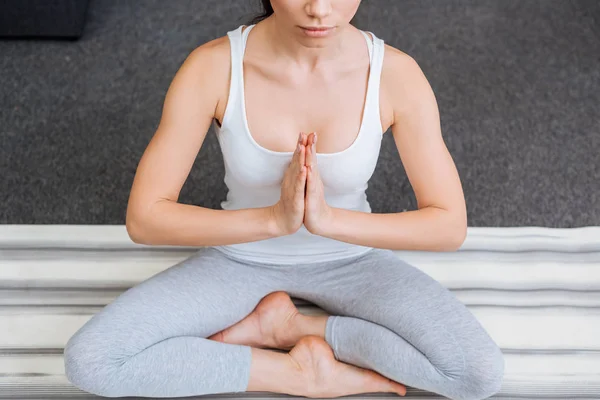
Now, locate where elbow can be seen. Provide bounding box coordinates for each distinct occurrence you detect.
[452,224,467,250]
[450,218,468,251]
[125,208,150,245]
[444,212,467,251]
[126,198,169,245]
[125,216,145,244]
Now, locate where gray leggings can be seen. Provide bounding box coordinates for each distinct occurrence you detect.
[64,247,504,400]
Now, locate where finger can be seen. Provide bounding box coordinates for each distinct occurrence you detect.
[306,164,315,194]
[296,165,307,193]
[305,164,310,193]
[312,132,318,161]
[305,133,314,168]
[292,133,303,163]
[290,142,300,172]
[298,133,306,167]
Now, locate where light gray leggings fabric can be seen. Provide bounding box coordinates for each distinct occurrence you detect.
[64,247,504,400]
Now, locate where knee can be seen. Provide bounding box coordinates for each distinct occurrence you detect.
[454,345,505,400]
[63,331,123,398]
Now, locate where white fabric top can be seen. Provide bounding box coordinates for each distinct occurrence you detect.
[211,24,386,264]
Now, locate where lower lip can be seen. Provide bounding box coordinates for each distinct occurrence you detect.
[301,27,333,37]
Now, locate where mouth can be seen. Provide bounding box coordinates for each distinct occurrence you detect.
[300,26,334,31]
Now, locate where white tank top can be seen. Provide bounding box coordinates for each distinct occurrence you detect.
[211,24,385,264]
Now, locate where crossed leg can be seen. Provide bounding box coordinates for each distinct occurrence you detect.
[63,247,286,397]
[64,245,504,400]
[287,248,505,400]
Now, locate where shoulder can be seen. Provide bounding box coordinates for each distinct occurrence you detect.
[380,44,436,123]
[178,35,231,85]
[189,34,231,65]
[381,43,417,78]
[167,34,233,115]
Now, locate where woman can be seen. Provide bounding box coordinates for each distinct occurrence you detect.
[63,1,504,399]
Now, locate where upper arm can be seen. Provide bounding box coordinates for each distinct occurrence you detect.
[126,38,229,225]
[385,51,467,229]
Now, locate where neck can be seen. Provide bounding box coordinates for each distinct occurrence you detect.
[263,16,351,71]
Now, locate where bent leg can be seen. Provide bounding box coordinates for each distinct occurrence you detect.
[290,249,504,400]
[64,247,286,398]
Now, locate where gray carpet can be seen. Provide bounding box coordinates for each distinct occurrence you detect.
[1,0,599,227]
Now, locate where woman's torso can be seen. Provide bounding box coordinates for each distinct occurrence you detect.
[210,23,393,264]
[213,24,394,154]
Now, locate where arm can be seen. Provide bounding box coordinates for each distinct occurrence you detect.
[320,53,467,252]
[125,40,280,246]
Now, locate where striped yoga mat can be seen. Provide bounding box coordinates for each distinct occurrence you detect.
[1,225,599,399]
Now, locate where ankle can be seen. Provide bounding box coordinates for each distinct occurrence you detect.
[246,347,310,396]
[293,313,328,340]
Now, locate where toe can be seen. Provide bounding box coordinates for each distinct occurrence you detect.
[207,331,224,342]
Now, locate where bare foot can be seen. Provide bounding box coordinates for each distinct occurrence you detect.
[289,335,407,398]
[208,291,300,350]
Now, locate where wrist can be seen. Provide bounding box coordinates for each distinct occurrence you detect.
[265,205,285,238]
[316,206,338,237]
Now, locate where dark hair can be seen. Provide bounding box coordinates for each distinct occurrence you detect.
[248,0,360,27]
[248,0,273,25]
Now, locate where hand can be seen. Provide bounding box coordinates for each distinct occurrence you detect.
[303,132,334,235]
[270,132,308,236]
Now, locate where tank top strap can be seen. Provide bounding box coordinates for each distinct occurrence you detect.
[241,24,255,53]
[369,32,385,86]
[225,25,247,84]
[360,31,385,125]
[359,30,374,62]
[221,25,251,128]
[226,24,384,131]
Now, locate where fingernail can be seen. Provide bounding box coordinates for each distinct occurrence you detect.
[298,132,303,142]
[297,143,302,152]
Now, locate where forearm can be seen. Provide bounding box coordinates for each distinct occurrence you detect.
[126,200,280,247]
[321,206,467,252]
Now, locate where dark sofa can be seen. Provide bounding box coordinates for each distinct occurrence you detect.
[0,0,90,39]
